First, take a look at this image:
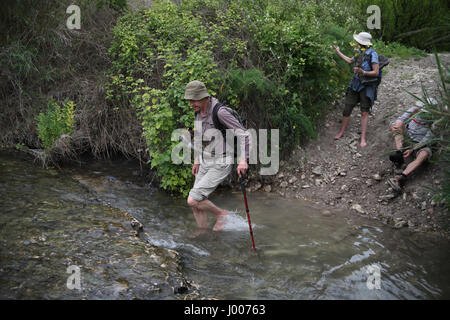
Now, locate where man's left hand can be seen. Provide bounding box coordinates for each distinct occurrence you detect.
[237,159,248,178]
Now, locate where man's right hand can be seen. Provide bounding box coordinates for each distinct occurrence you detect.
[192,163,200,175]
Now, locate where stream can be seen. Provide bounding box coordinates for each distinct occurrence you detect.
[1,151,449,299]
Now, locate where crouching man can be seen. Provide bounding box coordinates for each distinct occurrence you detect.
[388,98,437,192]
[184,80,250,231]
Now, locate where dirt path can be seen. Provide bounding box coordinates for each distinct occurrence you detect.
[257,53,450,237]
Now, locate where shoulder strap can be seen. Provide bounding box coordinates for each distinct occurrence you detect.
[212,102,245,137]
[411,108,430,126]
[212,102,226,137]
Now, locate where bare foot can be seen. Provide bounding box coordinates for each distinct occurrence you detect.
[213,213,228,231]
[334,132,344,140]
[360,140,367,148]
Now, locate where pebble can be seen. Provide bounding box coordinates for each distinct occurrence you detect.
[372,174,382,181]
[351,204,365,214]
[379,194,395,201]
[421,201,427,211]
[394,220,407,229]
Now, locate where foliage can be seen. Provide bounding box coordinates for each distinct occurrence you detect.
[37,99,76,149]
[107,0,367,195]
[349,0,450,51]
[96,0,128,11]
[371,40,427,61]
[0,0,130,158]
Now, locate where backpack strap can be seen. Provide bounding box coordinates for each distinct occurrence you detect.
[212,102,227,138]
[411,108,431,126]
[361,49,383,86]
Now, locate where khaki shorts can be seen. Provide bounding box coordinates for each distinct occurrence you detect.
[188,159,232,201]
[412,146,433,159]
[343,88,371,116]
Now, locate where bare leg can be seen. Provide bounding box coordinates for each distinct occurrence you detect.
[334,116,350,140]
[390,120,405,150]
[403,150,429,176]
[187,196,228,231]
[360,112,369,148]
[192,207,208,229]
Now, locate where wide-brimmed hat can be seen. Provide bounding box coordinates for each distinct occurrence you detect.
[353,32,373,46]
[184,80,210,100]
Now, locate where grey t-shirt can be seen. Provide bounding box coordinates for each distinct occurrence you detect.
[394,106,434,144]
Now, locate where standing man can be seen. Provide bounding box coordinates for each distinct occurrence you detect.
[332,32,380,148]
[184,80,250,231]
[387,98,437,192]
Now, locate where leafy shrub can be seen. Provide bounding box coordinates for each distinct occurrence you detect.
[350,0,450,51]
[372,40,427,60]
[37,99,76,149]
[107,0,364,195]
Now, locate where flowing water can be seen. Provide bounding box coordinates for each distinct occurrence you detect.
[1,151,449,299]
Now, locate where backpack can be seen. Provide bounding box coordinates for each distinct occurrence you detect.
[211,102,247,158]
[212,102,245,138]
[359,50,390,86]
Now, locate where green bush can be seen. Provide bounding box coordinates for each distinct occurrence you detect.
[372,40,427,60]
[37,99,75,149]
[107,0,363,195]
[350,0,450,51]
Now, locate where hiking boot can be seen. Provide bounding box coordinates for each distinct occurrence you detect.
[388,178,402,193]
[388,174,407,193]
[389,150,404,168]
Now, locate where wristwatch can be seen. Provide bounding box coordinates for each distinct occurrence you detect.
[362,70,366,76]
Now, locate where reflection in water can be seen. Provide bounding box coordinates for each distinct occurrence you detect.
[1,151,449,299]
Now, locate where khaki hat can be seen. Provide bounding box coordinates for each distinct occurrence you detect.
[353,32,373,46]
[184,80,210,100]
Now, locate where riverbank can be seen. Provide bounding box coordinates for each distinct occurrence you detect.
[0,151,203,299]
[249,53,449,238]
